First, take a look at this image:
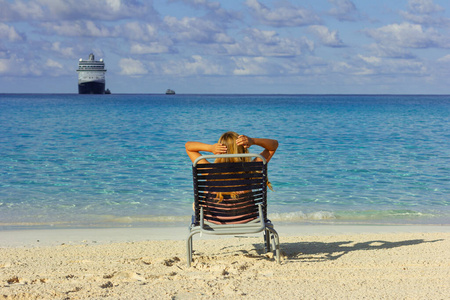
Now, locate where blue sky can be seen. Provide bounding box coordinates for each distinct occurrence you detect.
[1,0,450,94]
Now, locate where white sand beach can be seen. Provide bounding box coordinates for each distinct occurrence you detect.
[1,225,449,299]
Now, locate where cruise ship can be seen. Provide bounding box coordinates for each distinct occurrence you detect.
[77,53,107,94]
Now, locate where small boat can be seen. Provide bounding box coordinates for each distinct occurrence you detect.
[166,89,175,95]
[105,89,111,94]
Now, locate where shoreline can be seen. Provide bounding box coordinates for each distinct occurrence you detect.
[2,207,448,231]
[1,224,449,247]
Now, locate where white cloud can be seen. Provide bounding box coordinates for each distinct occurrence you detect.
[119,58,148,76]
[171,0,240,22]
[223,28,313,57]
[36,0,149,21]
[400,0,449,26]
[329,60,361,75]
[2,0,45,21]
[130,43,170,54]
[43,20,162,41]
[161,55,224,76]
[364,22,450,49]
[328,0,360,21]
[367,44,415,59]
[122,22,158,42]
[407,0,443,14]
[41,21,117,37]
[50,42,75,57]
[232,56,269,75]
[45,59,63,69]
[1,0,152,22]
[0,54,41,76]
[85,21,111,37]
[0,59,10,74]
[310,52,429,79]
[401,12,450,26]
[358,55,382,65]
[164,16,233,44]
[437,54,450,63]
[308,25,345,47]
[245,0,320,27]
[105,0,122,12]
[174,0,221,10]
[0,23,23,41]
[355,54,427,76]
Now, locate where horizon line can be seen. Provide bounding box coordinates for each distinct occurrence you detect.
[1,93,450,96]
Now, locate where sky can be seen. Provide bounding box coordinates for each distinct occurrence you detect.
[1,0,450,94]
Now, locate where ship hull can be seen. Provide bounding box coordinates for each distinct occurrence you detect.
[78,81,105,94]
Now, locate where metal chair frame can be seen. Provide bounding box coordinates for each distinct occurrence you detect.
[187,153,280,267]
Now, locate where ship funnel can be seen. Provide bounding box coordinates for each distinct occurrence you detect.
[89,53,94,61]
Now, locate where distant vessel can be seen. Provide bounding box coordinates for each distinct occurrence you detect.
[77,53,107,94]
[166,89,176,95]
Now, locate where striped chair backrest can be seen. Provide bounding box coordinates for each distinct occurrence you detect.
[192,160,268,225]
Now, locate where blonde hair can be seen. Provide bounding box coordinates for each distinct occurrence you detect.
[213,132,252,202]
[214,131,251,164]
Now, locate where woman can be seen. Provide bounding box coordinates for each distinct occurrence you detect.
[185,131,278,224]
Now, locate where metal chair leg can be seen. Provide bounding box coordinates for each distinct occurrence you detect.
[266,227,280,264]
[186,237,192,267]
[264,229,271,252]
[187,231,196,267]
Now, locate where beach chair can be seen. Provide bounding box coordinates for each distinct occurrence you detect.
[187,153,280,267]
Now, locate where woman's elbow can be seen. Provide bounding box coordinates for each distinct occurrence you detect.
[272,140,279,151]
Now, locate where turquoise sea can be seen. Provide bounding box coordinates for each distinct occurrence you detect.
[0,94,449,229]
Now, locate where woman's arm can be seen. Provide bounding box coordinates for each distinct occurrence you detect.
[185,141,227,163]
[236,135,278,163]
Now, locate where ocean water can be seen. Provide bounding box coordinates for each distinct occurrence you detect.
[0,94,449,229]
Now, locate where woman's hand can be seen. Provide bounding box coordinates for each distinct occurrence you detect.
[212,143,227,154]
[236,135,254,149]
[185,141,227,163]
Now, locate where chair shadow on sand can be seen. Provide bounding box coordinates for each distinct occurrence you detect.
[250,238,444,263]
